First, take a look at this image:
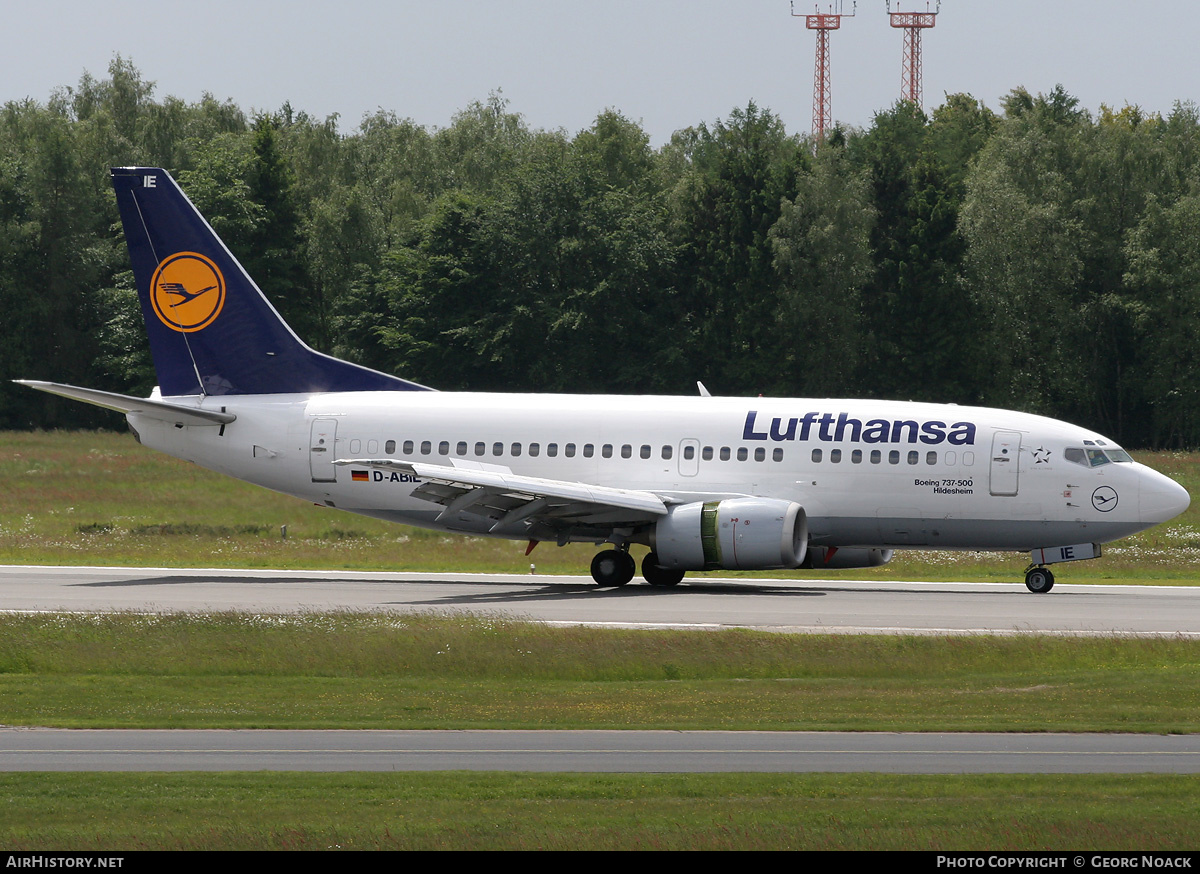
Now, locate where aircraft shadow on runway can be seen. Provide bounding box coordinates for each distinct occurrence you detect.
[71,572,1101,609]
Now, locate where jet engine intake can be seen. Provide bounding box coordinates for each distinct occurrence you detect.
[652,498,807,570]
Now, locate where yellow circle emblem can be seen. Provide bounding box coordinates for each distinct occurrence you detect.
[150,252,226,333]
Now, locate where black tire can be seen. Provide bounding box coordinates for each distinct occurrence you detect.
[642,552,685,587]
[591,549,635,587]
[1025,567,1055,593]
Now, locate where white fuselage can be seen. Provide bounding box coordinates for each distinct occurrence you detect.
[126,391,1189,554]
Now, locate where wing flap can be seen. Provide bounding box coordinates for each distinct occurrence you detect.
[335,458,669,535]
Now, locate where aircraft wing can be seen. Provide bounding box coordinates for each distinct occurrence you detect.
[15,381,236,426]
[336,458,668,540]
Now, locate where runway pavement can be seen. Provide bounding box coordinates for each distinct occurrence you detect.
[2,564,1199,636]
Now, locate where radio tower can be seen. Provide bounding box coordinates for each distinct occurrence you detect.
[793,2,855,143]
[887,1,940,108]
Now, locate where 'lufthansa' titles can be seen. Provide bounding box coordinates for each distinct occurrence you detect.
[743,411,977,445]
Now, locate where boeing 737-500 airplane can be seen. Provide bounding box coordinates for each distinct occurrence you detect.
[18,168,1192,592]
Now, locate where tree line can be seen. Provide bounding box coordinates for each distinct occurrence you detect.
[3,59,1199,448]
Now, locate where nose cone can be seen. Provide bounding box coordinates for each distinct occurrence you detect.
[1140,468,1191,525]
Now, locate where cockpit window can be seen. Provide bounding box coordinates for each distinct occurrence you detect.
[1067,447,1120,467]
[1064,448,1087,467]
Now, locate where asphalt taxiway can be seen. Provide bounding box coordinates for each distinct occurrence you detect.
[3,729,1200,773]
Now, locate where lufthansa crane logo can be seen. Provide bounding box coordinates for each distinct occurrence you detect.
[149,252,226,332]
[1091,486,1118,513]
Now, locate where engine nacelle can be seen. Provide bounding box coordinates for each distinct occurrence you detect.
[652,498,808,571]
[799,546,894,570]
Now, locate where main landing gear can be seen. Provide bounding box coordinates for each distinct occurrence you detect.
[590,549,635,587]
[590,549,686,588]
[1024,565,1055,593]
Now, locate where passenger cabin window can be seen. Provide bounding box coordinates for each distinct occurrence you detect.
[871,450,881,464]
[684,445,696,460]
[602,444,613,458]
[720,447,731,461]
[640,445,651,459]
[889,450,900,465]
[926,451,937,465]
[621,444,632,459]
[737,448,748,461]
[830,449,842,463]
[583,444,594,458]
[702,446,713,461]
[565,443,576,458]
[907,450,919,465]
[772,448,783,462]
[404,440,414,455]
[439,441,450,456]
[475,442,485,456]
[548,443,559,457]
[661,445,673,460]
[493,442,504,456]
[529,443,540,457]
[812,448,822,463]
[852,449,862,464]
[384,440,395,454]
[456,441,467,456]
[754,447,765,462]
[511,443,522,457]
[420,440,431,455]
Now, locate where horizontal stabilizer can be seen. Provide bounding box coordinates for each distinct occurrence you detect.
[15,381,236,426]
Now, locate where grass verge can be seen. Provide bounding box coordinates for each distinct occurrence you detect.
[2,772,1198,850]
[2,613,1199,731]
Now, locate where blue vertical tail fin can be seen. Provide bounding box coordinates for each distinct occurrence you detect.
[110,167,431,396]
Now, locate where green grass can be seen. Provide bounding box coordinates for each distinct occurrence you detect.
[2,772,1199,850]
[1,430,1197,582]
[2,612,1198,731]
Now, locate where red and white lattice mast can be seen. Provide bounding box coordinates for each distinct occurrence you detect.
[793,2,855,143]
[887,1,940,108]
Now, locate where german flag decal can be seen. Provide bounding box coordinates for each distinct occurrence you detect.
[351,470,369,482]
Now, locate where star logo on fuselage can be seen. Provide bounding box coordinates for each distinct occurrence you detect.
[1033,446,1051,464]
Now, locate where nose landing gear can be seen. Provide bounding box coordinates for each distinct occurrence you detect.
[1024,565,1055,593]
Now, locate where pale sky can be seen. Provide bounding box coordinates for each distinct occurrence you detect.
[9,1,1200,144]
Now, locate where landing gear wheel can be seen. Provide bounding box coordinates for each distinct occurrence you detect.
[591,549,635,587]
[642,552,685,587]
[1025,566,1055,593]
